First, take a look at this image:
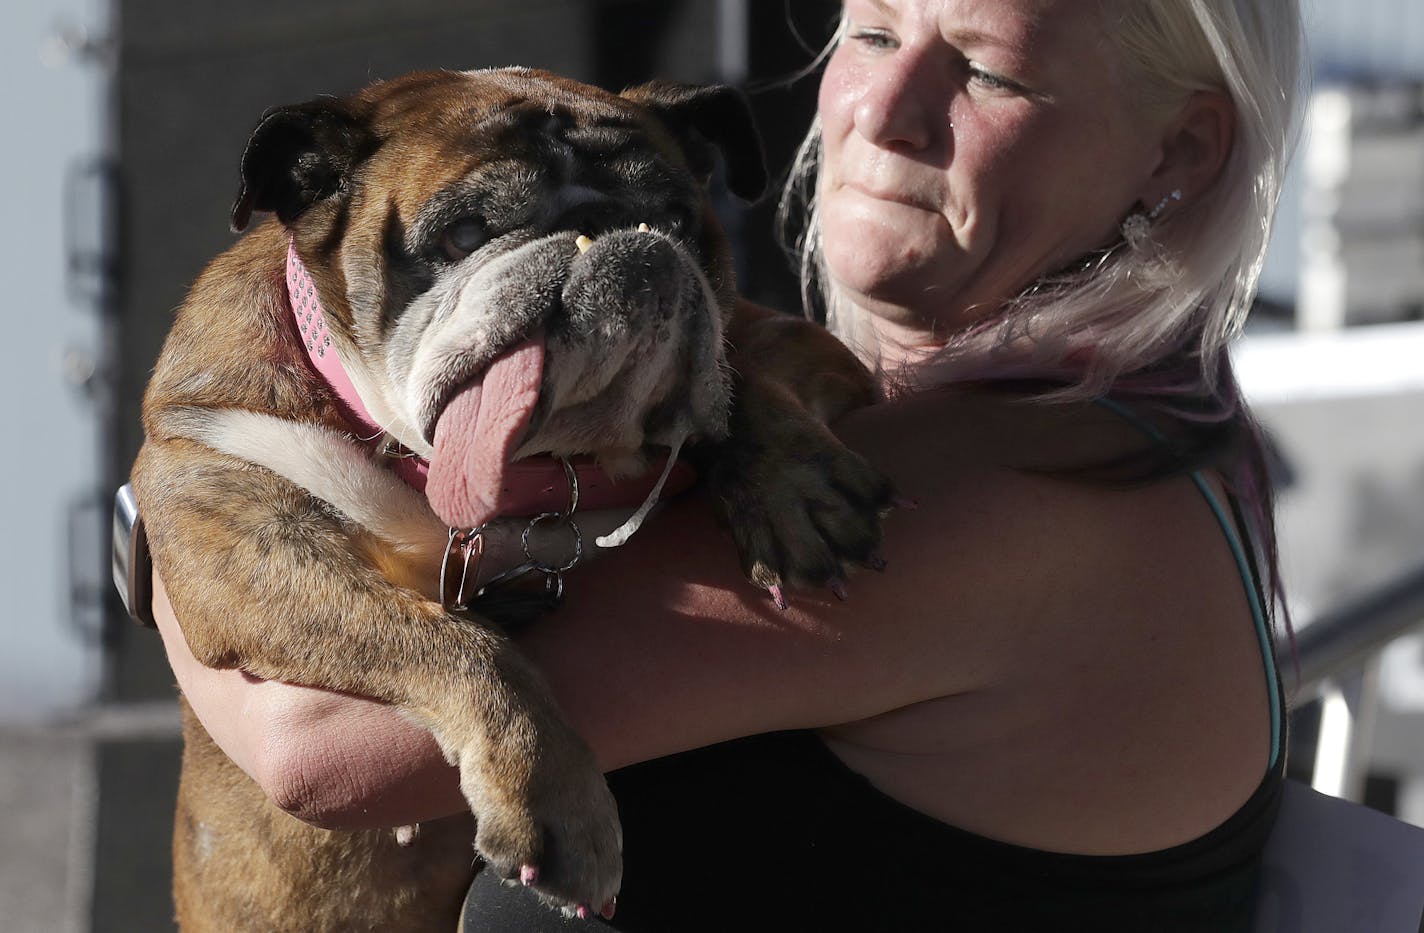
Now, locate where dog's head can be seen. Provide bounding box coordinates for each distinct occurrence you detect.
[231,68,765,528]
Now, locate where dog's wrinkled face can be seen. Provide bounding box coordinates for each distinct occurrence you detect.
[232,68,765,527]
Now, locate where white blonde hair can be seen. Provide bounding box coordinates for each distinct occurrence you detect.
[779,0,1302,399]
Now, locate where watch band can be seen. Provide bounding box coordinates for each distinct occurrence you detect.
[112,483,156,628]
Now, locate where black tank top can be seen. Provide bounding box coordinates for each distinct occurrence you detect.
[462,408,1286,932]
[463,727,1284,932]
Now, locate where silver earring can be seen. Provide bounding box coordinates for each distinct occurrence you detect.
[1149,188,1183,220]
[1121,189,1182,249]
[1121,211,1152,249]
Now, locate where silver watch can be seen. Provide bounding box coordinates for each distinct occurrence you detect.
[112,483,156,628]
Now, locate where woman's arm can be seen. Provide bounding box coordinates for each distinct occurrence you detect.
[153,463,963,829]
[153,389,1117,828]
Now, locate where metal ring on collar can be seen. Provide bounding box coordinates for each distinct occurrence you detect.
[558,456,579,522]
[441,526,485,612]
[521,512,583,575]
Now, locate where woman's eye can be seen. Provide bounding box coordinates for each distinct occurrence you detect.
[438,218,487,261]
[850,28,898,51]
[967,64,1020,93]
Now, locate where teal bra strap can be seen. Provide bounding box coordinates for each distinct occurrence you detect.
[1094,397,1283,771]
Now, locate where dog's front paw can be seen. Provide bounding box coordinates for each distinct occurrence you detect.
[459,721,621,918]
[701,377,894,606]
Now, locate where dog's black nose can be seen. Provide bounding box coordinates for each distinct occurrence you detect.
[551,187,633,237]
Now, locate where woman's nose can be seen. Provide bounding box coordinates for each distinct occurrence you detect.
[853,56,940,152]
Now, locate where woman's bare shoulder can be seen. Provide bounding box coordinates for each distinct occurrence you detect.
[835,388,1263,683]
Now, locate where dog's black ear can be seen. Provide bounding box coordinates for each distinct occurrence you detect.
[624,81,768,203]
[230,99,375,232]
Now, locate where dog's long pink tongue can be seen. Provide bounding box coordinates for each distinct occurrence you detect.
[428,337,545,529]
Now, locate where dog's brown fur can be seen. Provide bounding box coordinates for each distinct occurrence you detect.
[134,68,887,931]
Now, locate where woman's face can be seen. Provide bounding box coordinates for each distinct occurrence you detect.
[818,0,1167,333]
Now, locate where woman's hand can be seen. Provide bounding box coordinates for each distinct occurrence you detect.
[152,572,465,829]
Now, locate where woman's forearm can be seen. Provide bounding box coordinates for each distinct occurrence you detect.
[152,573,466,829]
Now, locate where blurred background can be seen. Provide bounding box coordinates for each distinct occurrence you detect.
[1,1,1422,930]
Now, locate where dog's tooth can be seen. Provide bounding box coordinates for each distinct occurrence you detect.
[637,222,651,233]
[575,234,594,254]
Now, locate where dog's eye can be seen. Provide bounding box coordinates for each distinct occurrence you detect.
[439,218,487,261]
[666,203,700,236]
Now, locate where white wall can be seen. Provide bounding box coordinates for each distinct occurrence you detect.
[0,0,110,723]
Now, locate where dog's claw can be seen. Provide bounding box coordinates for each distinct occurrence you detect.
[601,899,617,920]
[575,234,594,254]
[829,579,849,601]
[520,864,539,887]
[637,222,651,233]
[704,363,893,612]
[576,905,592,920]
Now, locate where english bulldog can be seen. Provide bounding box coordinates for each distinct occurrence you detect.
[130,67,889,932]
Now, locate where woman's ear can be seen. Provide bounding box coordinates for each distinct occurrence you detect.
[1139,90,1235,209]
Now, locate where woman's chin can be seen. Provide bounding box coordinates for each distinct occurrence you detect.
[823,245,948,316]
[822,212,959,302]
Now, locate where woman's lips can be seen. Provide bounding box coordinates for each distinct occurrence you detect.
[841,179,941,213]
